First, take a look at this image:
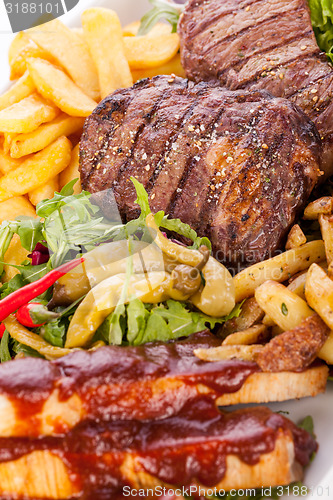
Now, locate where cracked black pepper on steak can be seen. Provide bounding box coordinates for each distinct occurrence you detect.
[79,75,321,270]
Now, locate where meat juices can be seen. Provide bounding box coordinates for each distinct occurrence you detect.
[178,0,333,176]
[80,76,321,270]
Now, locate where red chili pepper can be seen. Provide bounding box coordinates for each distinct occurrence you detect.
[15,302,59,328]
[0,257,85,323]
[0,324,5,338]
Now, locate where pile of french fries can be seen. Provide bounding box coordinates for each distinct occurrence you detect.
[0,7,183,280]
[196,198,333,367]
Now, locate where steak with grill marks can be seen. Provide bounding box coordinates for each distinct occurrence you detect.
[178,0,333,176]
[80,76,321,270]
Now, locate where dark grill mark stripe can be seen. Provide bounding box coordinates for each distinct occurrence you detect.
[167,105,227,217]
[187,0,275,39]
[216,29,315,83]
[288,69,333,98]
[144,89,208,195]
[237,44,319,91]
[201,4,304,59]
[84,94,135,185]
[113,87,182,187]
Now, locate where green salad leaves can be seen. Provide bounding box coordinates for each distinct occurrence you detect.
[137,0,182,36]
[96,299,241,346]
[308,0,333,63]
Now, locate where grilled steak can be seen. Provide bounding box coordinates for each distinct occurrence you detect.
[80,76,321,269]
[178,0,333,176]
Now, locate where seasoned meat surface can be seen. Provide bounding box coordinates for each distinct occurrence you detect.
[80,76,321,270]
[178,0,333,176]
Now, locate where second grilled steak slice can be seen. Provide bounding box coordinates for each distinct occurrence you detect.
[178,0,333,176]
[80,76,321,269]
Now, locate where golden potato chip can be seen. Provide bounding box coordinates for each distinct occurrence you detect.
[124,33,180,69]
[0,93,59,134]
[0,136,71,202]
[0,71,35,112]
[27,19,100,101]
[59,144,81,194]
[10,114,84,158]
[82,8,133,98]
[27,58,96,117]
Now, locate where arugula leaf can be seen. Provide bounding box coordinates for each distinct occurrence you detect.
[160,215,212,250]
[12,341,44,359]
[0,331,11,363]
[308,0,333,63]
[126,298,149,345]
[0,274,25,299]
[97,303,127,346]
[298,415,315,438]
[138,0,183,36]
[15,217,43,252]
[40,319,66,348]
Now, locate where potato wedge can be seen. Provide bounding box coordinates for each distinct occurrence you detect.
[3,235,31,282]
[59,144,81,194]
[82,8,133,98]
[8,32,53,80]
[0,93,58,134]
[194,344,263,362]
[27,19,100,101]
[27,58,96,118]
[0,71,35,112]
[28,175,59,206]
[132,54,185,82]
[123,21,172,37]
[287,271,307,299]
[220,297,264,336]
[0,137,71,202]
[222,324,269,346]
[303,196,333,220]
[319,332,333,364]
[0,195,35,223]
[9,114,84,158]
[255,281,313,331]
[319,214,333,266]
[234,240,326,302]
[285,224,307,250]
[0,149,23,175]
[3,134,15,155]
[124,33,180,70]
[305,263,333,330]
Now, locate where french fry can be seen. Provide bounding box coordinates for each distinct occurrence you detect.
[9,114,84,158]
[132,54,185,82]
[8,32,53,80]
[0,197,36,282]
[0,137,71,203]
[222,324,269,346]
[319,214,333,266]
[255,280,313,331]
[287,271,307,299]
[319,332,333,364]
[27,58,96,118]
[220,297,264,336]
[27,19,100,101]
[303,196,333,220]
[194,344,263,362]
[82,8,133,98]
[0,149,23,175]
[123,21,172,37]
[305,263,333,330]
[234,240,326,302]
[3,134,16,155]
[29,175,59,206]
[285,224,307,250]
[0,93,58,134]
[59,144,81,194]
[0,195,36,223]
[124,33,180,70]
[0,71,35,112]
